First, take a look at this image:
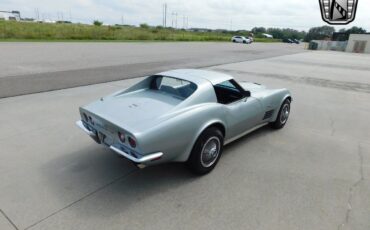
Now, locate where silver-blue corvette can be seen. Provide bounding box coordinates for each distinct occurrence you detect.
[77,69,292,174]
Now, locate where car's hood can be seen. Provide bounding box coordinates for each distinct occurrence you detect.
[82,89,183,133]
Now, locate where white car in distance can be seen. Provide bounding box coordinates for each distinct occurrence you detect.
[231,36,252,44]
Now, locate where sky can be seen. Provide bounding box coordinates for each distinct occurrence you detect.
[1,0,370,31]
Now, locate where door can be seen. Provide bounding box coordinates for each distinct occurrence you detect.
[213,80,263,140]
[224,97,263,139]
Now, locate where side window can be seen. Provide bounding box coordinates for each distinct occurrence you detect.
[214,80,244,104]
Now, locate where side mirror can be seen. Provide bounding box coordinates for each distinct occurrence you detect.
[243,90,251,97]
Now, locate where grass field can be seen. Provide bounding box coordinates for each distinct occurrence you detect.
[0,21,281,42]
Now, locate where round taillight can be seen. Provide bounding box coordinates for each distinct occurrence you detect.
[118,132,125,143]
[128,137,136,148]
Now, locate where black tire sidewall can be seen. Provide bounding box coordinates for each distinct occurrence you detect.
[272,99,291,129]
[187,127,224,175]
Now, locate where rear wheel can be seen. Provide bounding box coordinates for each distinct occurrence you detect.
[271,99,291,129]
[187,127,224,175]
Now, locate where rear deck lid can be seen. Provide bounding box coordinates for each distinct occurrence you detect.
[83,89,183,133]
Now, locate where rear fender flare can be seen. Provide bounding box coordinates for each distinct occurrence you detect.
[173,119,226,162]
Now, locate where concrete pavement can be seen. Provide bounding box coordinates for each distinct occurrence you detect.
[0,47,369,230]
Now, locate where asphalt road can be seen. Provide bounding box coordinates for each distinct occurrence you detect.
[0,43,369,230]
[0,42,305,98]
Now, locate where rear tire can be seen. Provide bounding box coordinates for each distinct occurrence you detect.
[187,127,224,175]
[271,99,291,129]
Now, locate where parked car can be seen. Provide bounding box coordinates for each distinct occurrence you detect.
[231,36,252,44]
[283,38,294,43]
[292,39,300,44]
[77,69,292,174]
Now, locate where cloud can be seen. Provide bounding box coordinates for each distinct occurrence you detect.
[0,0,369,31]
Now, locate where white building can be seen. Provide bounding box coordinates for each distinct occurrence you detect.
[346,34,370,53]
[0,10,21,21]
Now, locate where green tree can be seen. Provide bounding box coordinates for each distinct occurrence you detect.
[335,26,367,41]
[267,28,284,39]
[344,26,367,34]
[266,28,306,40]
[251,27,266,34]
[93,20,103,26]
[140,23,150,29]
[304,26,335,42]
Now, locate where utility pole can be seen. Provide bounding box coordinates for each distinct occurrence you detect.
[171,12,174,28]
[35,8,39,21]
[175,12,178,29]
[171,12,178,28]
[162,4,165,27]
[183,15,185,29]
[163,3,167,27]
[121,15,124,25]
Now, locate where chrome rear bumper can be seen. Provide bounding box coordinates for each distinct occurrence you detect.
[76,120,163,164]
[76,120,95,137]
[109,146,163,163]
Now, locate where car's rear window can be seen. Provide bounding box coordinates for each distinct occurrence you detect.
[151,76,197,99]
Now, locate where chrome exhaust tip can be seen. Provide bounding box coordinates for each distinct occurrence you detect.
[136,164,146,169]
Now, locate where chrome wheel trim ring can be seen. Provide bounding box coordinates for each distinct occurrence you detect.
[280,103,290,124]
[200,137,221,168]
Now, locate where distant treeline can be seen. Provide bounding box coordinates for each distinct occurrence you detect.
[305,26,367,41]
[2,20,363,42]
[0,21,280,42]
[250,26,368,42]
[251,27,306,40]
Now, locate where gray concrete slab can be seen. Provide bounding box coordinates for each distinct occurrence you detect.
[0,42,305,98]
[0,48,369,230]
[0,210,16,230]
[212,51,370,91]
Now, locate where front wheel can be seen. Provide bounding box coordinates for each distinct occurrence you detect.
[271,99,291,129]
[187,127,224,175]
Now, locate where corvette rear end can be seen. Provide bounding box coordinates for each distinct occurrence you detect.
[76,109,164,167]
[76,74,199,167]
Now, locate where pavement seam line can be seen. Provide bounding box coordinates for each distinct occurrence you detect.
[0,50,306,99]
[337,143,365,230]
[24,169,138,230]
[0,209,19,230]
[200,50,306,69]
